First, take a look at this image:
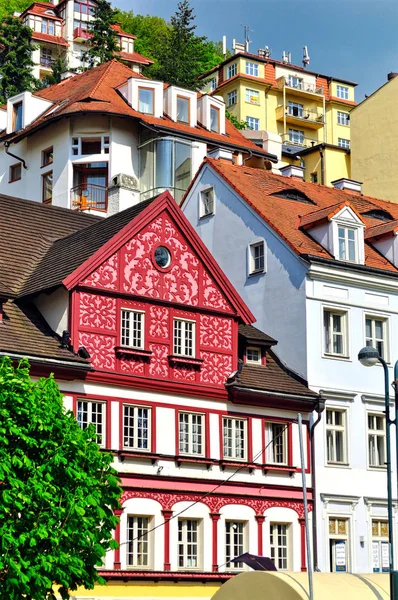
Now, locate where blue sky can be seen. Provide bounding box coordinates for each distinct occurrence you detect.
[113,0,398,101]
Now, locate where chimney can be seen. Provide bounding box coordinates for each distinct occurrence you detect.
[331,178,362,193]
[207,147,234,163]
[388,72,398,81]
[279,164,305,179]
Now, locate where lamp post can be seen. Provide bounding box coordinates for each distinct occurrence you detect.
[358,346,398,598]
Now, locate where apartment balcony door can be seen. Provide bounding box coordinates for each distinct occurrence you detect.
[71,162,108,211]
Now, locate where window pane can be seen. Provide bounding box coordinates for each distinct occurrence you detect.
[177,97,189,123]
[155,139,173,189]
[139,88,154,114]
[175,142,191,194]
[210,107,219,132]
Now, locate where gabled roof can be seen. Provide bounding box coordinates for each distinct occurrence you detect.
[2,61,274,159]
[299,201,365,229]
[118,51,153,65]
[238,324,276,346]
[186,158,398,274]
[31,32,69,47]
[365,219,398,240]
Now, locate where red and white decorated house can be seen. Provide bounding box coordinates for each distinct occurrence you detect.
[0,190,319,597]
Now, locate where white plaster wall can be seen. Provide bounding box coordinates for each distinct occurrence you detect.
[34,287,69,336]
[156,407,175,455]
[169,501,211,572]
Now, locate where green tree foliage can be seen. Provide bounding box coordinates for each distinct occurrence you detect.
[0,357,122,600]
[86,0,119,67]
[226,110,248,130]
[0,0,44,22]
[0,16,37,103]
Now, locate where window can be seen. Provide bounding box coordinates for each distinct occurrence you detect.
[9,163,21,182]
[337,85,349,100]
[246,347,261,364]
[173,319,195,357]
[77,400,105,447]
[366,316,388,360]
[121,310,144,349]
[368,414,386,468]
[338,138,350,149]
[138,87,154,115]
[127,516,150,567]
[41,47,53,67]
[270,523,289,570]
[288,75,303,90]
[200,187,214,217]
[74,0,96,15]
[41,146,53,167]
[210,106,220,132]
[337,226,356,262]
[179,412,204,455]
[41,18,55,35]
[13,102,23,131]
[288,101,304,117]
[227,63,237,78]
[246,116,259,130]
[329,517,349,572]
[337,111,350,126]
[265,422,287,465]
[245,62,259,77]
[42,171,53,205]
[289,128,305,145]
[227,90,237,106]
[225,521,245,569]
[123,405,150,451]
[71,135,109,156]
[223,417,246,460]
[177,96,190,123]
[323,309,348,357]
[245,89,259,104]
[178,519,199,569]
[249,241,265,274]
[311,172,318,183]
[326,409,347,464]
[209,78,216,91]
[372,520,389,572]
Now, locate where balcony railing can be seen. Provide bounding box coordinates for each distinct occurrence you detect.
[281,133,320,149]
[71,183,108,212]
[276,105,324,126]
[276,76,324,96]
[40,56,54,68]
[73,26,92,41]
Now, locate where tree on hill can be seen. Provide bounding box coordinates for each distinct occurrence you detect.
[0,16,37,103]
[86,0,119,67]
[0,357,121,600]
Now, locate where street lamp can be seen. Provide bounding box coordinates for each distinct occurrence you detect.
[358,346,398,598]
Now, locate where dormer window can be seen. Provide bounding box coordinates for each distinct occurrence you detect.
[246,347,261,364]
[338,226,356,262]
[177,96,190,123]
[41,19,55,35]
[138,87,154,115]
[13,102,23,131]
[210,106,220,133]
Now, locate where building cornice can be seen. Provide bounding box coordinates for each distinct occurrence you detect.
[306,259,398,293]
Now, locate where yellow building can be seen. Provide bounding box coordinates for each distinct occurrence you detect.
[351,72,398,203]
[200,50,357,186]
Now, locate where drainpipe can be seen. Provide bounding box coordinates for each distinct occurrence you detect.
[319,148,325,185]
[310,398,325,571]
[4,141,27,169]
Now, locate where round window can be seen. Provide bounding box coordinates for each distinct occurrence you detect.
[154,246,171,269]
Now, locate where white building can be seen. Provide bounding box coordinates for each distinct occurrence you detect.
[182,156,398,574]
[18,0,153,80]
[0,60,276,215]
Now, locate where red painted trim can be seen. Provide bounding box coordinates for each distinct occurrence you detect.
[162,510,173,571]
[71,290,79,352]
[299,518,307,572]
[98,570,232,582]
[113,508,123,569]
[106,398,112,450]
[210,513,220,572]
[63,193,254,324]
[255,515,265,555]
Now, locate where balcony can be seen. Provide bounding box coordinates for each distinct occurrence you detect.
[71,183,108,212]
[276,105,324,129]
[276,76,324,99]
[73,26,92,41]
[281,133,320,150]
[40,56,54,69]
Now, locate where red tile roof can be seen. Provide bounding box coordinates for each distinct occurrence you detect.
[199,158,398,273]
[365,219,398,240]
[299,201,365,229]
[112,23,136,39]
[3,60,273,159]
[117,51,153,65]
[31,31,69,47]
[21,2,62,18]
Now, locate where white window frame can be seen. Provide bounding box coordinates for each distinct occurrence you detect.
[245,62,259,77]
[265,421,288,465]
[225,521,246,570]
[199,187,215,218]
[338,138,350,149]
[209,78,217,91]
[227,90,237,106]
[289,128,305,145]
[126,515,151,568]
[328,515,350,572]
[246,346,261,364]
[227,63,237,79]
[245,89,259,104]
[288,75,303,90]
[178,518,201,569]
[77,399,106,448]
[367,413,386,469]
[222,417,247,461]
[365,314,389,362]
[121,309,145,349]
[337,111,350,126]
[371,519,389,573]
[337,85,349,100]
[270,522,290,570]
[323,308,349,358]
[71,134,110,157]
[178,412,204,456]
[123,404,151,451]
[246,116,259,130]
[288,101,304,117]
[325,408,348,466]
[337,225,357,262]
[173,318,196,357]
[248,240,266,275]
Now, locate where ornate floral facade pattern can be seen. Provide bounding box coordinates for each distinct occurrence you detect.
[199,315,232,351]
[82,253,118,290]
[148,344,169,378]
[199,352,233,385]
[149,306,169,339]
[79,332,116,370]
[79,293,117,331]
[202,271,231,312]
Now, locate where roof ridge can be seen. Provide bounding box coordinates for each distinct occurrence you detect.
[90,60,120,98]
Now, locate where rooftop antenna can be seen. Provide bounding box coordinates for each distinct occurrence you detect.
[264,45,271,58]
[302,46,310,68]
[222,35,227,59]
[241,24,252,53]
[282,51,291,64]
